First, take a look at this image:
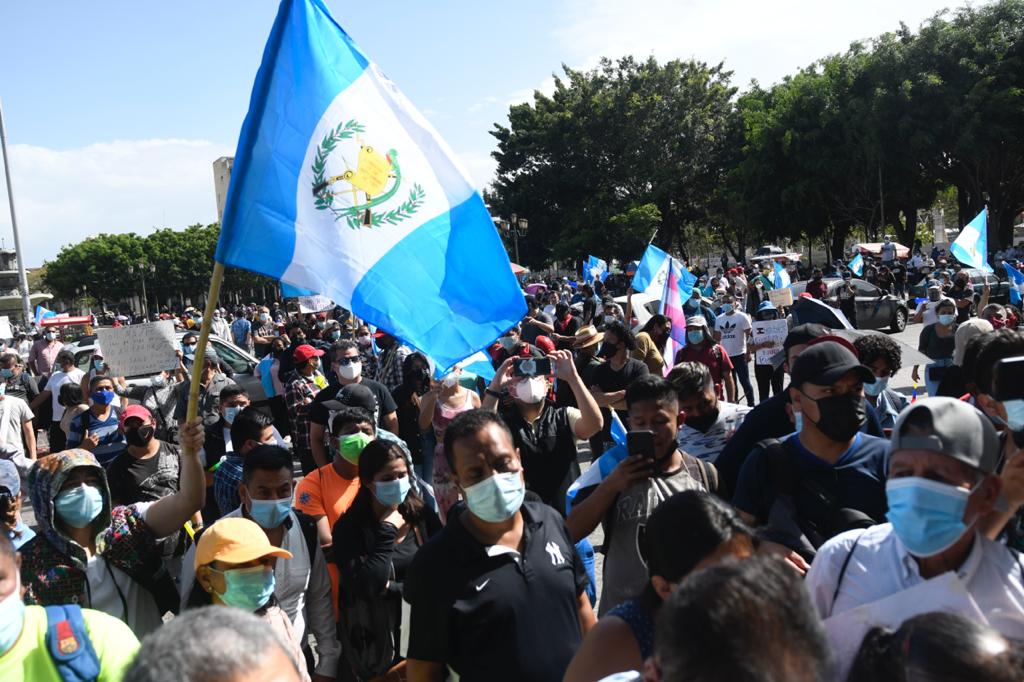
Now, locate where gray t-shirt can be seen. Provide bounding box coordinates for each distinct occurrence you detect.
[521,311,554,344]
[596,459,707,615]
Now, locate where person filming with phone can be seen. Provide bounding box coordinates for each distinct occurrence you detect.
[566,375,718,615]
[482,351,603,514]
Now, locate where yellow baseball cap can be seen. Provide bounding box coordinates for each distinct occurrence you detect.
[194,517,292,569]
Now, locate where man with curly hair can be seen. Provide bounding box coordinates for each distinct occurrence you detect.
[854,334,909,432]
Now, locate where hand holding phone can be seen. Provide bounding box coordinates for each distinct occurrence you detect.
[627,430,656,460]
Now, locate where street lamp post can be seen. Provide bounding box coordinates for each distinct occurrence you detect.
[128,262,156,319]
[500,213,529,265]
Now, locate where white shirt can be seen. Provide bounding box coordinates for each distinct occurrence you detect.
[915,300,941,327]
[805,524,1024,640]
[179,508,340,676]
[715,311,751,357]
[676,401,752,463]
[0,396,32,462]
[48,368,85,420]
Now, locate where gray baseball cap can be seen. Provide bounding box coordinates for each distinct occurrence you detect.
[0,459,19,496]
[891,397,1000,473]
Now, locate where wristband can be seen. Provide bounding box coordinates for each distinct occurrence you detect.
[485,388,502,398]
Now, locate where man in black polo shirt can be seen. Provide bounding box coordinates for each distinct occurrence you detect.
[482,349,603,512]
[405,409,594,682]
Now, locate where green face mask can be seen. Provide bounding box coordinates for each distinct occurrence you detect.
[338,431,373,464]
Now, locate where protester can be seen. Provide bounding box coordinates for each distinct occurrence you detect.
[521,295,554,344]
[673,316,735,401]
[174,346,237,427]
[67,375,127,466]
[714,293,755,407]
[391,352,432,482]
[587,321,649,456]
[484,350,602,512]
[405,409,594,681]
[805,398,1024,642]
[0,375,36,478]
[19,418,205,635]
[568,375,718,614]
[419,364,481,518]
[913,297,957,397]
[57,382,88,442]
[749,301,785,402]
[912,284,944,326]
[854,334,909,431]
[181,445,337,682]
[39,350,84,453]
[0,459,34,549]
[837,271,857,327]
[374,331,409,394]
[354,323,381,380]
[308,340,398,469]
[0,352,40,405]
[333,439,442,680]
[806,268,827,300]
[106,406,181,506]
[666,361,751,462]
[122,606,304,682]
[212,405,278,518]
[183,518,310,682]
[563,491,754,682]
[733,340,889,569]
[848,612,1024,682]
[28,328,62,377]
[0,532,140,681]
[551,301,583,350]
[252,306,278,358]
[284,344,328,475]
[632,314,671,375]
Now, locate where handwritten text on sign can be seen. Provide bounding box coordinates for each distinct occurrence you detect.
[96,321,178,377]
[752,319,788,366]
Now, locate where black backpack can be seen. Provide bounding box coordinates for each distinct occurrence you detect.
[756,438,876,562]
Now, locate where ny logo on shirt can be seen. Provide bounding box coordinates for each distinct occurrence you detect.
[545,541,566,566]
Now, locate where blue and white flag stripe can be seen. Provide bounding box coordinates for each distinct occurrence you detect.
[773,261,791,288]
[1004,261,1024,306]
[848,252,864,276]
[950,208,993,273]
[215,0,524,370]
[564,411,627,515]
[632,244,697,298]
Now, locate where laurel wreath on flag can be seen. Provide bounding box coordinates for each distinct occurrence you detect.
[311,118,425,229]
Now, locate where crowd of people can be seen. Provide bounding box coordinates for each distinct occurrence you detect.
[3,250,1024,682]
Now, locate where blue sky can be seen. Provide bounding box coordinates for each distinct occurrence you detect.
[0,0,961,265]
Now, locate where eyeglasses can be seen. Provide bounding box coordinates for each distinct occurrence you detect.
[336,357,359,366]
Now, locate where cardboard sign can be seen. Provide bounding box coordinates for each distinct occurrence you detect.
[823,571,988,681]
[768,287,793,308]
[0,316,12,339]
[298,295,335,314]
[752,319,788,365]
[95,320,178,377]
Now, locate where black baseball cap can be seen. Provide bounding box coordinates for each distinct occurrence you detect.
[790,341,874,388]
[783,323,831,353]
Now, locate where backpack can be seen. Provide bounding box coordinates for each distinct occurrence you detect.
[44,604,100,682]
[756,438,876,562]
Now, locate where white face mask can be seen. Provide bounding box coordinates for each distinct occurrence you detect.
[515,377,548,404]
[441,372,459,389]
[337,361,361,381]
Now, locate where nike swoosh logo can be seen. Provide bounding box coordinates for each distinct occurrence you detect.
[475,580,490,591]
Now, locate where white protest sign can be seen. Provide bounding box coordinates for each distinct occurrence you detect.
[95,320,178,377]
[768,287,793,308]
[0,316,12,339]
[823,571,988,681]
[298,295,335,313]
[752,319,788,365]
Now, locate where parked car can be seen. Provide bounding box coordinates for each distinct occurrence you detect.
[790,278,908,332]
[71,330,266,401]
[908,268,1009,305]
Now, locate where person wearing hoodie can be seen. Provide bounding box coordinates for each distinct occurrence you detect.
[17,417,206,637]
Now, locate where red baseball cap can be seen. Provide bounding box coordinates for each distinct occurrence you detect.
[120,404,153,427]
[534,336,556,354]
[293,344,325,364]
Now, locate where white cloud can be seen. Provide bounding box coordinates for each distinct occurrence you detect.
[455,150,498,191]
[467,95,498,113]
[505,75,559,108]
[0,139,232,266]
[555,0,960,88]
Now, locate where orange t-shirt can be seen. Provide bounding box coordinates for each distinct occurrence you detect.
[294,463,360,613]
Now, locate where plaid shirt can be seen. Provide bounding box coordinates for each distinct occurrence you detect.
[213,454,244,516]
[284,370,325,454]
[376,345,409,393]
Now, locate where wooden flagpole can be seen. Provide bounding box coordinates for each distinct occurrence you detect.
[184,261,226,453]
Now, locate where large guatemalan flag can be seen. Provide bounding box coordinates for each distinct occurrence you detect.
[215,0,525,370]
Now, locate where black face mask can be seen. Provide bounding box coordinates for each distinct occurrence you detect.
[685,407,719,433]
[806,393,866,442]
[125,425,155,447]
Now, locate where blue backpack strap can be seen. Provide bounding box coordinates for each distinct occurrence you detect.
[44,604,101,682]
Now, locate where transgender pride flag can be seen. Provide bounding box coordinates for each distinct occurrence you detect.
[660,257,690,375]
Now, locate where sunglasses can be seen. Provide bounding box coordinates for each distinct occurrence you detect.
[336,357,359,366]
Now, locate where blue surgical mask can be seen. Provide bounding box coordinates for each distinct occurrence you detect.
[1003,399,1024,432]
[90,389,116,406]
[463,471,525,523]
[329,330,341,341]
[938,314,956,327]
[212,565,276,611]
[721,304,733,314]
[182,343,196,357]
[864,376,888,397]
[0,369,13,379]
[0,575,25,655]
[248,497,292,529]
[886,477,973,557]
[794,410,803,433]
[93,360,105,371]
[374,476,411,508]
[687,330,704,345]
[54,484,105,529]
[223,406,242,425]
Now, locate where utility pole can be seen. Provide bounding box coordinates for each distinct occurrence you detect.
[0,98,33,328]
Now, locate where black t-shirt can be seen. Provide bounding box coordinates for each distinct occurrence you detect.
[500,402,580,513]
[106,441,181,506]
[3,372,38,402]
[404,501,588,681]
[589,358,649,443]
[309,379,398,429]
